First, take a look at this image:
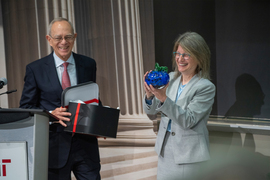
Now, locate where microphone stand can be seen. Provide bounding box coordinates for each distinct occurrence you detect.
[0,89,17,109]
[0,89,17,96]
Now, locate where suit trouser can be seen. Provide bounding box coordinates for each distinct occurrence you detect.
[48,136,101,180]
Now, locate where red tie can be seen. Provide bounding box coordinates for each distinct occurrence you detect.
[62,62,71,90]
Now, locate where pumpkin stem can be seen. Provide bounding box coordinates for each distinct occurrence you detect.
[155,62,168,72]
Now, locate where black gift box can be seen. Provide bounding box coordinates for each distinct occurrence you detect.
[65,102,119,138]
[61,81,120,138]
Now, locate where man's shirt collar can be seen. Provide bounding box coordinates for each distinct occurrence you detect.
[53,52,75,67]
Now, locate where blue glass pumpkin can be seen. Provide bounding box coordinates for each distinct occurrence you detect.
[145,63,170,88]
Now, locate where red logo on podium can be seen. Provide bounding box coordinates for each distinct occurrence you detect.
[1,159,11,177]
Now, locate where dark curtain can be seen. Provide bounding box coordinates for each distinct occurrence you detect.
[153,0,270,119]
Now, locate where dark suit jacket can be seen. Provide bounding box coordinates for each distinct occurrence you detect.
[20,52,100,169]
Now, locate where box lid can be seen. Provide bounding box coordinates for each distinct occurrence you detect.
[61,81,99,108]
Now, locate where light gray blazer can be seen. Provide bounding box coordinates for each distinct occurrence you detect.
[143,71,216,164]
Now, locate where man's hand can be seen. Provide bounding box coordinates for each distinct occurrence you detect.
[51,107,71,127]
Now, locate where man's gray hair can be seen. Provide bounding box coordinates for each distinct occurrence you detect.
[47,17,75,35]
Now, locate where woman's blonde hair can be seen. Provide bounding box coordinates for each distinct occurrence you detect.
[172,32,211,79]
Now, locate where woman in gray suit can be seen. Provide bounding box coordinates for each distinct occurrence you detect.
[143,32,215,180]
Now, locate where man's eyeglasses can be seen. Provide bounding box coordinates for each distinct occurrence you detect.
[49,35,74,42]
[173,52,191,60]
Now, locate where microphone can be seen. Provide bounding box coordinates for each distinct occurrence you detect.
[0,89,17,96]
[0,78,7,89]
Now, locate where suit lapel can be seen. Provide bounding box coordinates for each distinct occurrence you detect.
[44,52,63,96]
[73,53,85,84]
[180,73,201,98]
[167,72,201,101]
[167,74,181,102]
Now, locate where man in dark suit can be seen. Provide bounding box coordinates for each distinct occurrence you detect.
[20,17,101,180]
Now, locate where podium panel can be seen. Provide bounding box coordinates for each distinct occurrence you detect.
[0,142,28,179]
[0,110,50,180]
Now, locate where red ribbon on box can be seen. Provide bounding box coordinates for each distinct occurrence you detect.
[64,98,99,109]
[73,103,81,133]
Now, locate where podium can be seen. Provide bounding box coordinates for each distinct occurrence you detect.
[0,108,53,180]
